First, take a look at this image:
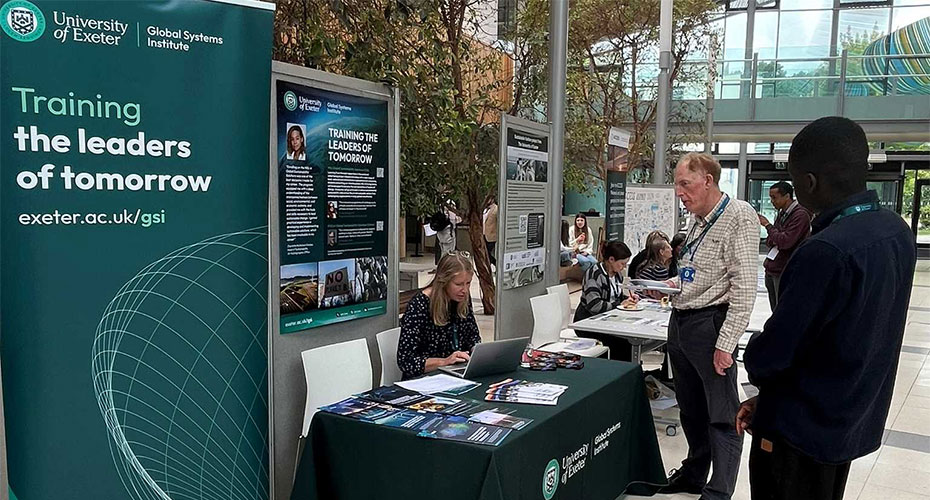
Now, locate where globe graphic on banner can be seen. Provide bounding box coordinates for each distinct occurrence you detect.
[92,228,269,500]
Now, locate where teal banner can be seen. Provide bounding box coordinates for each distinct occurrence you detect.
[0,1,273,499]
[276,81,390,333]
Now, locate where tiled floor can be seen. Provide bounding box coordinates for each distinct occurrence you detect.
[402,255,930,500]
[626,259,930,500]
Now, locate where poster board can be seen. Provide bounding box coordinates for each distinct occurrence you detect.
[268,63,399,500]
[623,184,679,252]
[275,79,390,333]
[495,115,551,340]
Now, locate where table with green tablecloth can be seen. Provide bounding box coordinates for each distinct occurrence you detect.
[291,358,666,500]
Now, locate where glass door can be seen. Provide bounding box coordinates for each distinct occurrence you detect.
[913,179,930,248]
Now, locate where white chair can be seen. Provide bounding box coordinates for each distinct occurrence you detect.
[546,283,578,339]
[376,327,403,386]
[299,338,373,439]
[530,294,608,358]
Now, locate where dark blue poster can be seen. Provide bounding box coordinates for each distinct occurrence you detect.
[275,81,389,333]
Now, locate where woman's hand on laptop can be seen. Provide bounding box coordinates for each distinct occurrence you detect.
[443,351,471,366]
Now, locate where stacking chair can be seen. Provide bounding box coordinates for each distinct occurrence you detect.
[297,338,373,474]
[530,294,608,358]
[546,283,578,339]
[376,327,403,386]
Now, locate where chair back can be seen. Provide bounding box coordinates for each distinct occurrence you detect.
[546,284,572,330]
[300,338,372,438]
[530,294,563,348]
[376,327,403,386]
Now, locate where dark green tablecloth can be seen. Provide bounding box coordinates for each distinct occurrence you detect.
[291,358,665,500]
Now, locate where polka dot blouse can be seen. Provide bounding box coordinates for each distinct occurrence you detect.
[397,291,481,380]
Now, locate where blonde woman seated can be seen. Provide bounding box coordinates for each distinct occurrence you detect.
[398,252,481,380]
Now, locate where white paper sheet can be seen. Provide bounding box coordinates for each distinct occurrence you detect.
[396,373,479,394]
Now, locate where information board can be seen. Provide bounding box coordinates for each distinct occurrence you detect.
[275,81,389,332]
[623,184,678,253]
[501,127,550,289]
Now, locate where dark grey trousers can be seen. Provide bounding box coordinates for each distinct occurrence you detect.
[668,305,743,500]
[764,273,781,310]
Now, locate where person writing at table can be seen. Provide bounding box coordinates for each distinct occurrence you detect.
[573,240,640,361]
[397,251,481,380]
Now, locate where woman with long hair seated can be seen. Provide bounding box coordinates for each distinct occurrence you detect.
[398,252,481,380]
[635,233,677,281]
[573,240,639,361]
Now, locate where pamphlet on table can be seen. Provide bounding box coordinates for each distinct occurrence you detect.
[395,373,481,395]
[485,379,568,405]
[417,415,513,446]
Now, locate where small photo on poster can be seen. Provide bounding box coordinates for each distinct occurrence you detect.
[284,123,308,162]
[532,160,548,182]
[327,229,339,248]
[507,158,537,182]
[354,256,388,303]
[326,201,339,219]
[280,263,319,315]
[319,259,356,309]
[526,213,545,249]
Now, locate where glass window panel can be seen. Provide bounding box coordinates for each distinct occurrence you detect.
[778,10,833,59]
[895,0,930,5]
[838,8,892,56]
[892,6,930,29]
[724,13,748,61]
[719,168,740,201]
[718,142,741,154]
[754,11,779,60]
[781,0,833,9]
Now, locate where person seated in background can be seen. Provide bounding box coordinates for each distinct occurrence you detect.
[397,252,481,380]
[670,232,687,259]
[573,240,640,361]
[559,220,573,266]
[635,235,677,281]
[628,230,673,280]
[568,213,597,271]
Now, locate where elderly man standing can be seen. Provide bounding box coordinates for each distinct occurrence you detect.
[658,152,758,500]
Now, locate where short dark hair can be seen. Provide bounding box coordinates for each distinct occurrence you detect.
[770,181,794,198]
[600,240,632,261]
[788,117,868,194]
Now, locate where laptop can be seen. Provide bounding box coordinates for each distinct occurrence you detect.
[438,337,529,378]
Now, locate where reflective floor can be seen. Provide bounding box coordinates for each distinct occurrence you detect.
[404,253,930,499]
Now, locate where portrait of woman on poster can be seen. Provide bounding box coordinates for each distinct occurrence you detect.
[286,125,306,161]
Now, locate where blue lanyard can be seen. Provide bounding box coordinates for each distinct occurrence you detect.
[831,202,879,224]
[680,194,730,260]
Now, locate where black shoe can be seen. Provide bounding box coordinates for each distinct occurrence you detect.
[657,468,704,494]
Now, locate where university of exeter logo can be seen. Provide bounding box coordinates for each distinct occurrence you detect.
[1,0,45,42]
[283,91,298,111]
[543,459,559,499]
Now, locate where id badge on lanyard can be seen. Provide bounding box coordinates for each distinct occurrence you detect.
[680,265,696,283]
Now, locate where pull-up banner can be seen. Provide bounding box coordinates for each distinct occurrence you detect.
[0,1,274,499]
[605,127,630,242]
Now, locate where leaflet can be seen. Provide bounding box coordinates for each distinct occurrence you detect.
[396,374,481,394]
[417,415,513,446]
[356,386,430,406]
[468,410,533,430]
[318,397,381,416]
[373,410,433,430]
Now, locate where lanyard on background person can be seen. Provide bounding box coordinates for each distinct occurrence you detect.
[831,202,879,225]
[451,323,460,351]
[680,194,730,261]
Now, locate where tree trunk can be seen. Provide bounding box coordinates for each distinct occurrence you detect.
[465,210,496,315]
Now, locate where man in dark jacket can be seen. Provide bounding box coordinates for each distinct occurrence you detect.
[758,181,812,308]
[737,117,917,500]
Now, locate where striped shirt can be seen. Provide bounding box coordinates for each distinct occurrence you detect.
[671,193,760,352]
[636,262,673,281]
